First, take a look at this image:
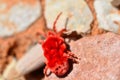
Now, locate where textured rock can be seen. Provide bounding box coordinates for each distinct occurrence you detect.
[0,0,41,37]
[0,0,45,74]
[3,58,17,79]
[16,44,45,75]
[111,0,120,8]
[94,0,120,33]
[45,0,93,34]
[0,0,45,79]
[1,44,45,80]
[44,32,120,80]
[2,58,25,80]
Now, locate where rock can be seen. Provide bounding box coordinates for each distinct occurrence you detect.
[2,58,25,80]
[111,0,120,8]
[45,0,93,34]
[94,0,120,33]
[0,0,41,37]
[0,1,45,74]
[44,32,120,80]
[0,39,15,74]
[0,0,45,79]
[3,58,17,78]
[16,44,45,75]
[0,44,45,80]
[0,77,3,80]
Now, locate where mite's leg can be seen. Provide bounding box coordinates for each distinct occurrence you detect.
[44,66,51,76]
[44,66,48,76]
[48,31,55,36]
[57,28,67,36]
[38,39,44,44]
[37,31,47,44]
[57,17,69,36]
[53,12,62,33]
[37,31,47,38]
[66,51,80,63]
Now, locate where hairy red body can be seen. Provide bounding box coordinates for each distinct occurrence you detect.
[42,31,69,76]
[38,13,77,77]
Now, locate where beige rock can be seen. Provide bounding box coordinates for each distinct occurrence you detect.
[94,0,120,33]
[0,76,4,80]
[2,58,25,80]
[1,44,45,80]
[45,0,93,34]
[111,0,120,8]
[0,0,44,75]
[16,44,45,75]
[0,0,41,37]
[44,32,120,80]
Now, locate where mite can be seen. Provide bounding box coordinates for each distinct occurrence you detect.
[38,12,78,77]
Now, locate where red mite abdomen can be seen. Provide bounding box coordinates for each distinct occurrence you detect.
[52,59,69,76]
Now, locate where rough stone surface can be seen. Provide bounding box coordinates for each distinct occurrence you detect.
[0,44,44,80]
[16,44,45,75]
[111,0,120,8]
[0,0,41,37]
[94,0,120,33]
[0,0,45,76]
[45,0,93,34]
[44,32,120,80]
[2,58,25,80]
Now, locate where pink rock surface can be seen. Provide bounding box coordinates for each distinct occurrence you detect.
[44,32,120,80]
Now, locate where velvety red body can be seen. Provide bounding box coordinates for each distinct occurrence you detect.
[39,12,77,76]
[42,32,69,76]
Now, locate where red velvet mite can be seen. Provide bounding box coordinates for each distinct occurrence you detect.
[38,12,78,77]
